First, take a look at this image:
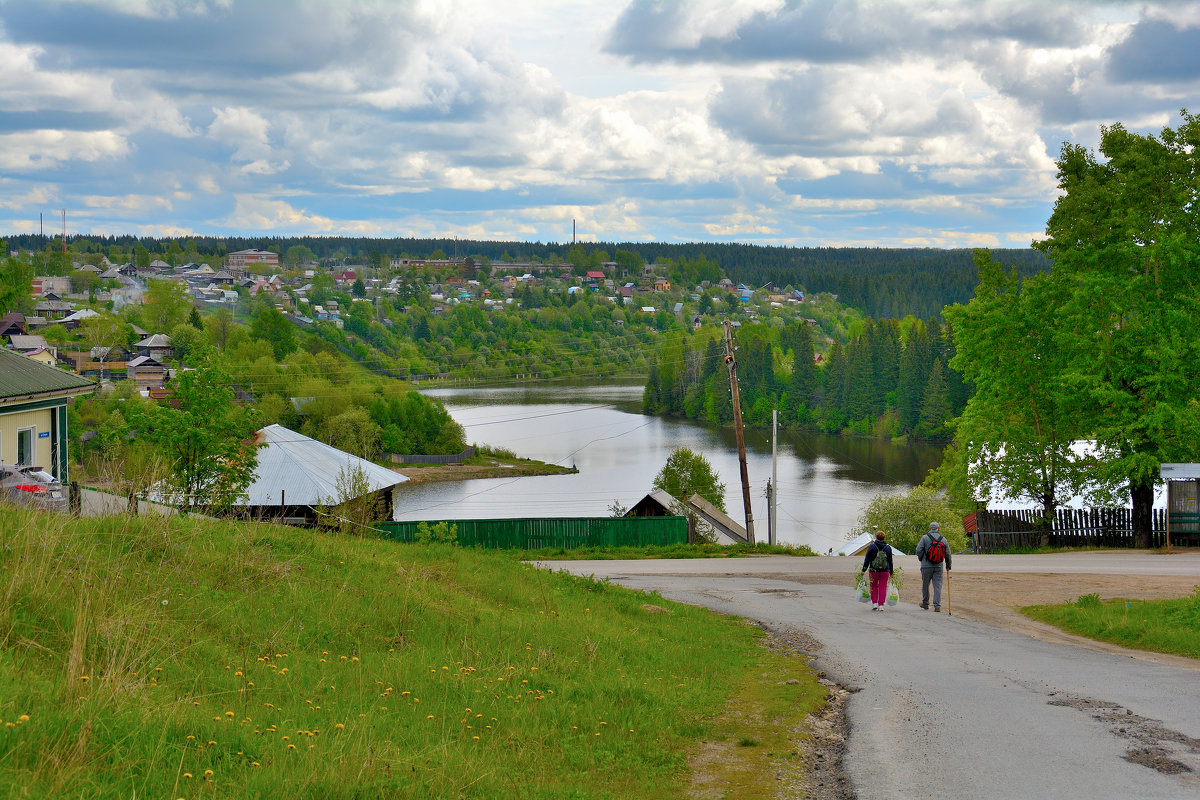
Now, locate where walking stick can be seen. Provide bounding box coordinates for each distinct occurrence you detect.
[946,569,952,616]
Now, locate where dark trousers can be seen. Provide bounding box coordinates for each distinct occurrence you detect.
[921,566,944,609]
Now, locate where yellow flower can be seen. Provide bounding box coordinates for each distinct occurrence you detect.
[183,772,193,779]
[203,769,214,777]
[287,744,296,750]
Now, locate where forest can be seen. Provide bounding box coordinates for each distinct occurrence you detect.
[644,314,967,442]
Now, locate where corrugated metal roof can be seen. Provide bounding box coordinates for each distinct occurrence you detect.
[240,424,408,507]
[0,348,96,401]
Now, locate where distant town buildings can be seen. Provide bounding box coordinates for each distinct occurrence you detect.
[226,249,279,270]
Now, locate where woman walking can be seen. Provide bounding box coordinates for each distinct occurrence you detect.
[861,530,893,611]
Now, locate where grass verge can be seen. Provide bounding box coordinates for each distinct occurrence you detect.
[0,505,824,798]
[686,633,829,798]
[1021,588,1200,659]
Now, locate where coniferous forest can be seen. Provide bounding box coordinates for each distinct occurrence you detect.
[644,315,967,442]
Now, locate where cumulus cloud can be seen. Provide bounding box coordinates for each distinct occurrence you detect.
[0,130,129,170]
[1106,17,1200,83]
[0,1,1197,245]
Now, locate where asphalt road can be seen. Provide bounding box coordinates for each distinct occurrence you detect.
[538,553,1200,800]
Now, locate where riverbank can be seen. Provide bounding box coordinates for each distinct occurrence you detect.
[392,455,578,484]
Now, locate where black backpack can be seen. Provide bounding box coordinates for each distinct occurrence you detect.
[870,544,889,571]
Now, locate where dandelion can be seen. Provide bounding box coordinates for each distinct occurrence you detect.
[183,773,193,779]
[225,711,234,718]
[251,762,260,767]
[79,676,90,682]
[334,723,345,730]
[203,770,214,777]
[288,744,296,750]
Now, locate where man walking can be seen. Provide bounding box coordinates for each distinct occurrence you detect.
[916,521,952,612]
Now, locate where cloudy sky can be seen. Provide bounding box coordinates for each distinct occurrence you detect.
[2,1,1198,248]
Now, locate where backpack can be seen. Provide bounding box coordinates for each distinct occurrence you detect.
[870,544,889,571]
[927,538,947,564]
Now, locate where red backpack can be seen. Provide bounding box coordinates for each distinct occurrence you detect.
[927,538,947,564]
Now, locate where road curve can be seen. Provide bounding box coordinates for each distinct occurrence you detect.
[538,554,1200,800]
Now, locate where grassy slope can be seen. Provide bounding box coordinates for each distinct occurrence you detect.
[1022,590,1200,660]
[0,507,824,799]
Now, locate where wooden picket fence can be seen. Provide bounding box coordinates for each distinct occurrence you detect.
[971,507,1185,552]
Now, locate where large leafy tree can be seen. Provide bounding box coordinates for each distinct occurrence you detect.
[140,278,194,332]
[131,351,261,512]
[945,251,1108,541]
[0,256,34,316]
[1034,113,1200,546]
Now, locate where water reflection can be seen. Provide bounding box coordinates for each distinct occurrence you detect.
[395,385,943,552]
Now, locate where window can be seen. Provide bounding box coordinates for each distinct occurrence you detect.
[17,427,35,466]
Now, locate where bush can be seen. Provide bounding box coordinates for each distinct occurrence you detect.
[854,485,967,554]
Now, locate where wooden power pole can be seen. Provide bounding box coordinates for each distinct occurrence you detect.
[723,320,755,543]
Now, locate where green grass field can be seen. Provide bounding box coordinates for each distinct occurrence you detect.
[1022,589,1200,660]
[0,506,824,799]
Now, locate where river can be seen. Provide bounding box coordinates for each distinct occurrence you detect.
[392,384,944,553]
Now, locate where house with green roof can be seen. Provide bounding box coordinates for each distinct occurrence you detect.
[0,348,96,482]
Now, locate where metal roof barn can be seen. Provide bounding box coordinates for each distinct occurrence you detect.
[240,424,408,511]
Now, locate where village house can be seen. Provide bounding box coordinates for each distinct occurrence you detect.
[35,296,74,320]
[233,424,409,526]
[126,355,169,391]
[0,348,96,482]
[134,334,173,362]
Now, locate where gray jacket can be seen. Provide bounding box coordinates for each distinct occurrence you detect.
[916,530,952,570]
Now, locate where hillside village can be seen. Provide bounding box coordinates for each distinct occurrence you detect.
[2,243,824,392]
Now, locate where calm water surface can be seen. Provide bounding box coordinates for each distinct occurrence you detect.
[395,385,943,552]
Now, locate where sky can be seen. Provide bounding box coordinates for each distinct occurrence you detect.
[1,0,1198,248]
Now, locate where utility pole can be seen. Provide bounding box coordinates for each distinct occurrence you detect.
[766,479,773,546]
[723,319,755,543]
[771,408,778,546]
[61,208,67,253]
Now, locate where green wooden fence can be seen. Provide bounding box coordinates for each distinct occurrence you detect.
[374,516,688,550]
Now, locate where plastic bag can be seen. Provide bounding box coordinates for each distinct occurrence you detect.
[856,571,870,603]
[886,578,899,606]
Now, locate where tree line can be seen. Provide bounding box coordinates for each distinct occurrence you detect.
[644,315,967,442]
